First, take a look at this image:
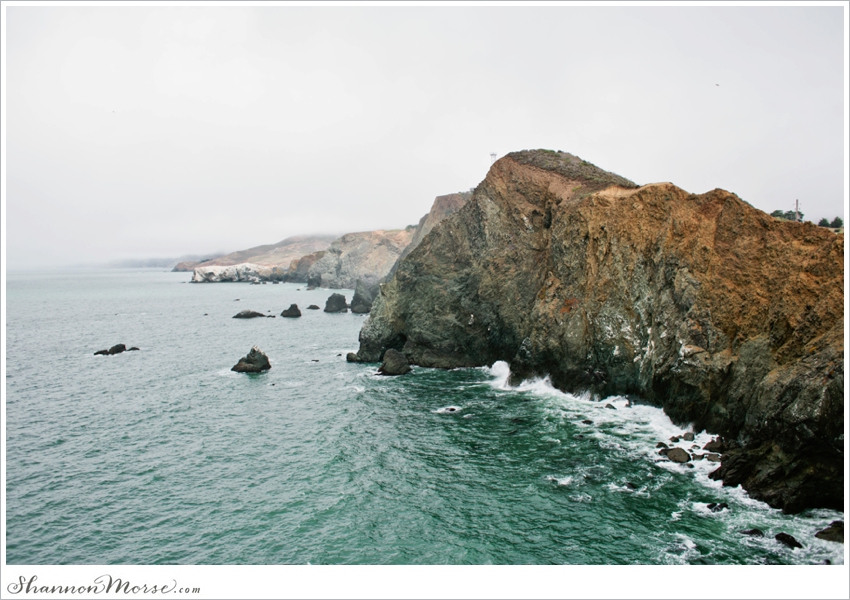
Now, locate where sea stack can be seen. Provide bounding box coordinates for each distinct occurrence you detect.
[351,149,844,514]
[231,346,271,373]
[324,293,348,313]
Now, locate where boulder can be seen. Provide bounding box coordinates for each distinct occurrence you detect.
[281,304,302,318]
[324,293,348,313]
[775,533,803,549]
[814,521,844,543]
[377,349,411,375]
[127,347,140,351]
[233,310,266,319]
[604,403,616,410]
[706,453,721,462]
[307,305,320,310]
[582,419,593,425]
[666,448,691,463]
[231,346,271,373]
[683,432,695,441]
[707,502,728,512]
[656,442,669,449]
[94,349,109,356]
[346,352,359,362]
[670,436,680,443]
[108,344,126,355]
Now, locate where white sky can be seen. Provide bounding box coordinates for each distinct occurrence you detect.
[3,4,847,269]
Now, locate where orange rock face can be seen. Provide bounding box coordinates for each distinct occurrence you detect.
[356,150,844,512]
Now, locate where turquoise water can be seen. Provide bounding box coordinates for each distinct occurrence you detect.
[4,270,845,564]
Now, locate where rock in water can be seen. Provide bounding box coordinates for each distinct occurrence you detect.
[377,349,411,375]
[306,305,320,310]
[741,529,764,537]
[814,521,844,543]
[233,310,266,319]
[352,149,844,514]
[97,344,126,355]
[280,304,302,318]
[324,293,348,313]
[666,448,691,463]
[775,533,803,549]
[231,346,271,373]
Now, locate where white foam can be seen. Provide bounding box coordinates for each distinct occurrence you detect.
[485,362,846,565]
[486,360,512,389]
[435,406,462,414]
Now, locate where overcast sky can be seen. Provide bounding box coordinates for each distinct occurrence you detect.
[4,4,846,269]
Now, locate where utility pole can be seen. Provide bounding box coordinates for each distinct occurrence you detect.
[795,199,800,222]
[490,152,497,165]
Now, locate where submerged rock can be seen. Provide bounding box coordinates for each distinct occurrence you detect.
[280,304,302,318]
[775,532,803,549]
[127,347,140,351]
[233,310,266,319]
[741,528,765,537]
[814,521,844,543]
[306,305,320,310]
[231,346,271,373]
[377,349,411,375]
[95,344,127,356]
[324,293,348,313]
[352,149,844,514]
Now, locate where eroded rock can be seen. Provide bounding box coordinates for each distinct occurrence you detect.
[281,304,302,318]
[231,346,271,373]
[324,293,348,313]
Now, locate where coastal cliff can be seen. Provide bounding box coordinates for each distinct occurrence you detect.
[352,150,844,513]
[306,227,416,289]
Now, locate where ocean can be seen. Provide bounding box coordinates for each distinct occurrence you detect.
[4,269,845,565]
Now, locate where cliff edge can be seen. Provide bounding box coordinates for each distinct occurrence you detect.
[352,150,844,513]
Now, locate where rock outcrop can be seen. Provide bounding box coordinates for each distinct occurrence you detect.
[306,228,416,289]
[231,346,271,373]
[324,293,348,313]
[94,344,127,356]
[192,263,285,283]
[233,310,267,319]
[281,304,302,318]
[352,149,844,514]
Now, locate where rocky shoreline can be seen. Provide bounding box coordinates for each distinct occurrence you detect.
[349,149,844,514]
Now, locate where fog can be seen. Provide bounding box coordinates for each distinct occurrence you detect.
[4,6,845,269]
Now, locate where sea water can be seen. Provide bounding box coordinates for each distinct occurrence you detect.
[4,269,845,565]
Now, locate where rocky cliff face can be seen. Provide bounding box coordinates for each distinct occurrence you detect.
[307,227,416,289]
[285,251,327,283]
[353,150,844,513]
[386,192,471,279]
